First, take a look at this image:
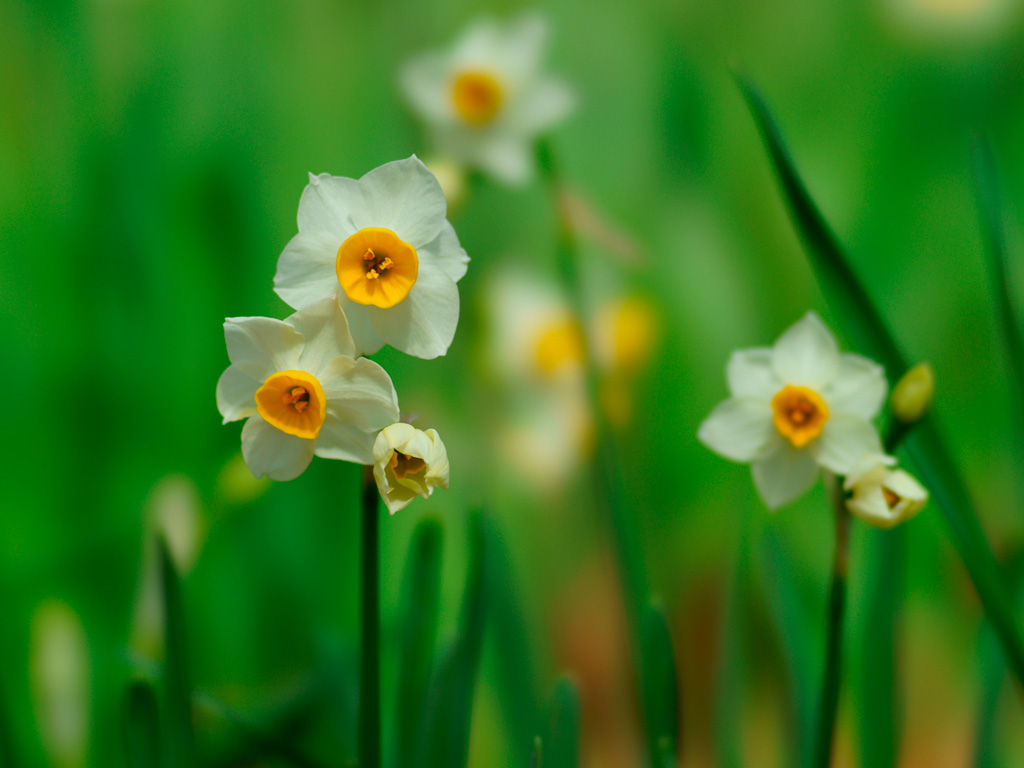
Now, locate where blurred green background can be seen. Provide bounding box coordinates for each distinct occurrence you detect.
[4,0,1024,765]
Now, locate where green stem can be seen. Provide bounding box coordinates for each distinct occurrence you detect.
[814,476,850,768]
[358,465,380,768]
[536,139,651,754]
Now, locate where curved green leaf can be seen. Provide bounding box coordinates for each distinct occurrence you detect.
[641,604,680,766]
[736,71,1024,696]
[394,517,444,768]
[159,536,195,768]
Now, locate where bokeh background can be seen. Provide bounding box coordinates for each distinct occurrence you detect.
[3,0,1024,765]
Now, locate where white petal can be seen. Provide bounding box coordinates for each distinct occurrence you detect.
[241,416,315,481]
[319,355,400,431]
[846,488,898,527]
[473,132,533,185]
[367,266,459,359]
[315,415,377,465]
[352,157,446,248]
[726,347,780,400]
[216,366,259,423]
[810,414,883,475]
[401,52,455,123]
[771,312,839,388]
[417,220,469,282]
[223,316,304,380]
[338,296,385,357]
[821,354,887,420]
[751,438,819,509]
[510,78,575,133]
[697,397,774,462]
[288,295,356,372]
[297,173,361,236]
[273,230,342,311]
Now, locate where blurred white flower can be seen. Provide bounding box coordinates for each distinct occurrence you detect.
[843,454,928,528]
[216,296,400,480]
[698,312,887,509]
[402,13,575,186]
[31,601,90,768]
[274,156,469,359]
[372,423,450,514]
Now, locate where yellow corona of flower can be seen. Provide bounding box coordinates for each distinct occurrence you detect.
[401,13,575,185]
[274,156,469,360]
[216,297,400,481]
[698,312,887,509]
[372,423,450,514]
[843,454,929,528]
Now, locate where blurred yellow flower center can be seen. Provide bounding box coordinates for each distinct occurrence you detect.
[389,450,426,480]
[255,370,326,439]
[452,71,503,125]
[535,320,584,373]
[771,385,829,448]
[336,227,418,308]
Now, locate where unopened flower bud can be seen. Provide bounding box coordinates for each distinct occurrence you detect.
[843,454,928,529]
[372,423,450,515]
[890,362,935,423]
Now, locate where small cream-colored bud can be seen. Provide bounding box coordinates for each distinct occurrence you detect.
[372,423,450,515]
[31,601,90,768]
[890,362,935,423]
[843,454,929,529]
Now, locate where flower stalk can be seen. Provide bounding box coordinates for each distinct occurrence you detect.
[814,474,851,768]
[358,465,381,768]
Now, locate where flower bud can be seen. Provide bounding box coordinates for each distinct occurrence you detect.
[31,601,90,768]
[372,423,450,515]
[889,362,935,423]
[843,454,928,529]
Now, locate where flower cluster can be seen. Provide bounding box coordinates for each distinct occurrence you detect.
[217,156,460,512]
[698,312,928,526]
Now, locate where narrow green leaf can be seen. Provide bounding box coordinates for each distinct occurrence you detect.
[974,549,1024,766]
[545,677,580,768]
[713,526,750,768]
[158,536,195,768]
[736,71,1024,695]
[0,667,19,768]
[973,137,1024,408]
[419,511,489,768]
[856,528,905,768]
[641,604,680,766]
[124,680,160,768]
[761,530,815,768]
[394,518,444,768]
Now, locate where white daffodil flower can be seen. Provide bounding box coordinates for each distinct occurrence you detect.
[216,297,400,481]
[372,423,450,514]
[401,13,575,186]
[273,156,469,360]
[843,454,928,528]
[698,312,887,509]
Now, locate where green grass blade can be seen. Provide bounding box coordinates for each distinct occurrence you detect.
[124,680,160,768]
[713,525,750,768]
[855,528,905,768]
[419,511,489,768]
[394,518,444,768]
[973,137,1024,407]
[736,72,1024,695]
[761,530,815,768]
[545,677,580,768]
[641,604,680,766]
[158,536,196,768]
[974,549,1024,766]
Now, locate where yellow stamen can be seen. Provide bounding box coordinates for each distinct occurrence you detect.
[389,450,426,480]
[771,385,829,448]
[255,370,327,439]
[336,227,419,308]
[452,71,503,126]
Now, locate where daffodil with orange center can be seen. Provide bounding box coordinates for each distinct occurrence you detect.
[216,297,400,481]
[401,13,575,185]
[274,156,469,360]
[698,312,887,509]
